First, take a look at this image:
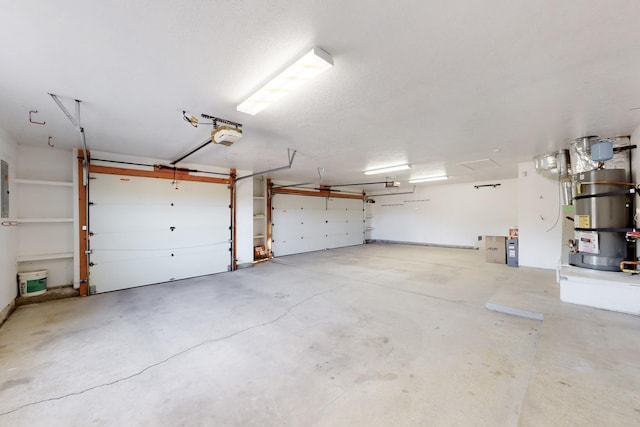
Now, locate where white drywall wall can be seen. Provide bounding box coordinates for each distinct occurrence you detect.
[369,179,518,248]
[0,128,18,314]
[517,161,562,269]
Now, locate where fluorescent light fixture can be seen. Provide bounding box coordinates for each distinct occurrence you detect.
[409,175,449,183]
[237,47,333,115]
[364,164,411,175]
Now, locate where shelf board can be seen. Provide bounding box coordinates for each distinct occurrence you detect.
[253,196,265,200]
[253,215,265,219]
[253,234,265,239]
[17,253,74,262]
[15,179,73,187]
[16,218,74,223]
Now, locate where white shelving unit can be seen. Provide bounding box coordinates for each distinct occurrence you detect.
[253,177,268,261]
[15,146,75,289]
[365,201,375,242]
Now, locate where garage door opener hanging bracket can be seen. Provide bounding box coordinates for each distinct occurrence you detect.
[49,93,91,289]
[235,149,297,182]
[49,94,89,181]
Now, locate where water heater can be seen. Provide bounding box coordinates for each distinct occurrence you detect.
[569,169,632,271]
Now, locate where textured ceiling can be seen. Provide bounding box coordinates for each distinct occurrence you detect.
[1,1,640,188]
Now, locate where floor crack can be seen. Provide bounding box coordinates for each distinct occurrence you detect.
[0,285,341,417]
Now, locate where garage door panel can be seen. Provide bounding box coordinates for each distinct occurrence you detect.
[90,253,174,293]
[273,228,324,255]
[327,233,349,248]
[328,197,362,209]
[171,246,229,278]
[274,226,305,241]
[334,231,363,247]
[304,236,327,252]
[174,230,229,249]
[346,210,364,221]
[346,230,364,246]
[171,180,229,201]
[91,205,171,232]
[172,206,229,225]
[273,194,325,210]
[89,173,230,293]
[91,229,173,251]
[273,236,324,256]
[328,198,363,248]
[91,175,169,203]
[271,210,311,241]
[271,239,297,256]
[326,219,348,233]
[272,194,364,256]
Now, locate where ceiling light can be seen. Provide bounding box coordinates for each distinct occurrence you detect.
[409,175,448,183]
[237,47,333,115]
[364,164,411,175]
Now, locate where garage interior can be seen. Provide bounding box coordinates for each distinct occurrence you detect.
[1,1,640,425]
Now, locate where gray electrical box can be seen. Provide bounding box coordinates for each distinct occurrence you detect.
[1,160,8,218]
[507,239,518,267]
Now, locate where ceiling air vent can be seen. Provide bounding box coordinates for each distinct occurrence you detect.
[458,158,500,171]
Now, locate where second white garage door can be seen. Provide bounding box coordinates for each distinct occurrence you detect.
[272,194,364,256]
[89,173,230,293]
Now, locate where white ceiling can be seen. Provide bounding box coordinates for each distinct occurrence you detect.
[1,1,640,188]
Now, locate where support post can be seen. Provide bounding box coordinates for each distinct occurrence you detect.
[77,149,89,296]
[230,168,237,271]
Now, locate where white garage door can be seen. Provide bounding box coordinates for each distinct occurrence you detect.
[89,173,230,293]
[272,194,363,256]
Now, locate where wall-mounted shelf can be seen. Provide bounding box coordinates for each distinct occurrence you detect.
[15,179,73,187]
[365,201,374,237]
[15,146,77,290]
[253,177,268,261]
[16,218,74,223]
[17,252,74,262]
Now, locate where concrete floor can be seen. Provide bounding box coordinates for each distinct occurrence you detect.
[1,243,639,426]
